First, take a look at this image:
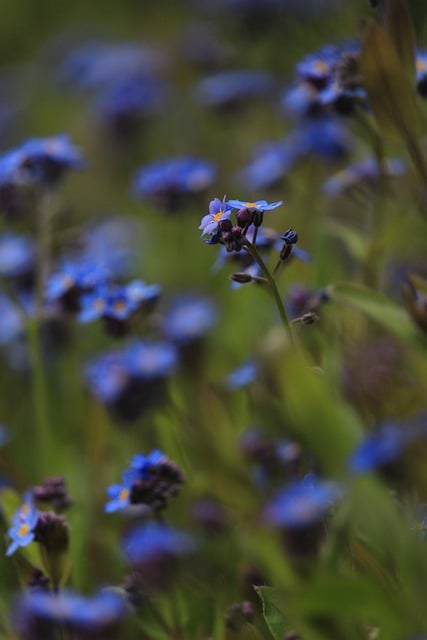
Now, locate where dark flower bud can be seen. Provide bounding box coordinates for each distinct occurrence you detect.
[223,226,245,252]
[281,229,298,245]
[130,459,184,512]
[300,311,319,325]
[225,601,254,632]
[33,476,73,512]
[218,218,233,233]
[27,569,50,593]
[252,211,264,228]
[34,512,70,589]
[236,208,251,227]
[230,272,254,284]
[191,498,229,536]
[284,632,301,640]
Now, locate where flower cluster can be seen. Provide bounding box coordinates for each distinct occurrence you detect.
[199,197,283,250]
[105,449,184,514]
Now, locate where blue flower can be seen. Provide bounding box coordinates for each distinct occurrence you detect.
[226,198,283,212]
[123,522,195,565]
[129,449,166,477]
[0,134,84,189]
[46,259,111,305]
[225,360,258,389]
[264,477,344,529]
[0,293,24,345]
[59,41,164,91]
[0,233,35,278]
[93,76,168,128]
[85,341,178,421]
[133,157,216,210]
[105,450,167,514]
[238,139,297,190]
[15,589,127,633]
[84,351,130,403]
[125,340,178,379]
[348,423,413,474]
[6,492,39,556]
[199,197,232,236]
[193,69,274,110]
[162,295,218,344]
[78,280,161,324]
[105,476,134,513]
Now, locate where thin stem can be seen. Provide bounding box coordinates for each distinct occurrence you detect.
[243,240,295,344]
[27,189,56,474]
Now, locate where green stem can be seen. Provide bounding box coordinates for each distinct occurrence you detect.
[27,189,56,475]
[243,240,295,344]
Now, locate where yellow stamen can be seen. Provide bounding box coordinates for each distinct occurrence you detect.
[119,488,129,502]
[18,523,30,537]
[213,210,225,222]
[245,202,258,208]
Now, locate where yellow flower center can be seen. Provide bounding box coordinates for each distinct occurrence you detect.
[119,488,129,502]
[313,60,329,73]
[18,523,30,537]
[245,202,258,208]
[417,58,427,73]
[213,210,225,222]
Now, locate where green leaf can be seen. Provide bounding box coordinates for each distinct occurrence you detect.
[328,282,427,348]
[360,21,419,140]
[385,0,416,79]
[326,221,368,263]
[255,586,288,640]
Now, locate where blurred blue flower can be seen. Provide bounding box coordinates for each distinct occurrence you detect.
[225,360,259,389]
[162,295,218,344]
[227,198,283,212]
[129,449,166,476]
[46,259,112,310]
[238,139,297,190]
[295,44,343,85]
[125,340,178,379]
[133,157,216,211]
[123,522,195,565]
[15,589,127,634]
[59,41,166,91]
[78,280,161,324]
[323,157,406,197]
[0,293,24,345]
[199,197,232,236]
[92,75,168,133]
[264,477,343,529]
[194,69,274,110]
[6,491,39,556]
[85,351,130,404]
[0,233,35,278]
[292,116,350,159]
[0,134,84,189]
[348,423,413,474]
